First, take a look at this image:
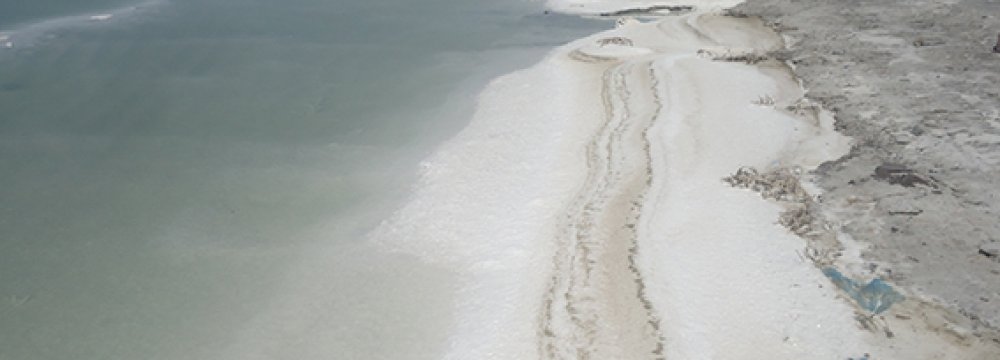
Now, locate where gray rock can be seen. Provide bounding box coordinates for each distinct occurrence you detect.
[980,242,1000,258]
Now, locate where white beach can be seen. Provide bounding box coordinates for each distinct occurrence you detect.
[367,0,997,359]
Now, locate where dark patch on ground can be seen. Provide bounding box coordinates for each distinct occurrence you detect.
[598,5,694,17]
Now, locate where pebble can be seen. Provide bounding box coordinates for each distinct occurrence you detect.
[978,242,1000,258]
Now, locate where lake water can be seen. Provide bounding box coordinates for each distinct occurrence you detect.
[0,0,603,358]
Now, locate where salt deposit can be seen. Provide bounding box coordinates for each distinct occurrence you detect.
[368,0,994,358]
[367,5,876,359]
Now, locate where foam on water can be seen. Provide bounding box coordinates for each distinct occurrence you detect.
[0,0,164,49]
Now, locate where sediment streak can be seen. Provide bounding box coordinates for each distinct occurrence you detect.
[539,54,667,359]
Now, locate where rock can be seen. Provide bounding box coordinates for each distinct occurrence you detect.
[873,163,932,188]
[874,163,911,178]
[979,242,1000,258]
[913,37,945,47]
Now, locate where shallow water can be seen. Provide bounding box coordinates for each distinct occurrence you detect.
[0,0,137,26]
[0,0,603,358]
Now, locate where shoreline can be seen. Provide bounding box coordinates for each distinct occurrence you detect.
[370,34,608,358]
[368,0,998,357]
[365,0,1000,358]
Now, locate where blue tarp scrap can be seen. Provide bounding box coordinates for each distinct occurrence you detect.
[822,267,904,314]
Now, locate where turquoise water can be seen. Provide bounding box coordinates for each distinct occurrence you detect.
[0,1,602,358]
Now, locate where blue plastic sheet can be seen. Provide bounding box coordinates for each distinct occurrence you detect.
[822,267,904,314]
